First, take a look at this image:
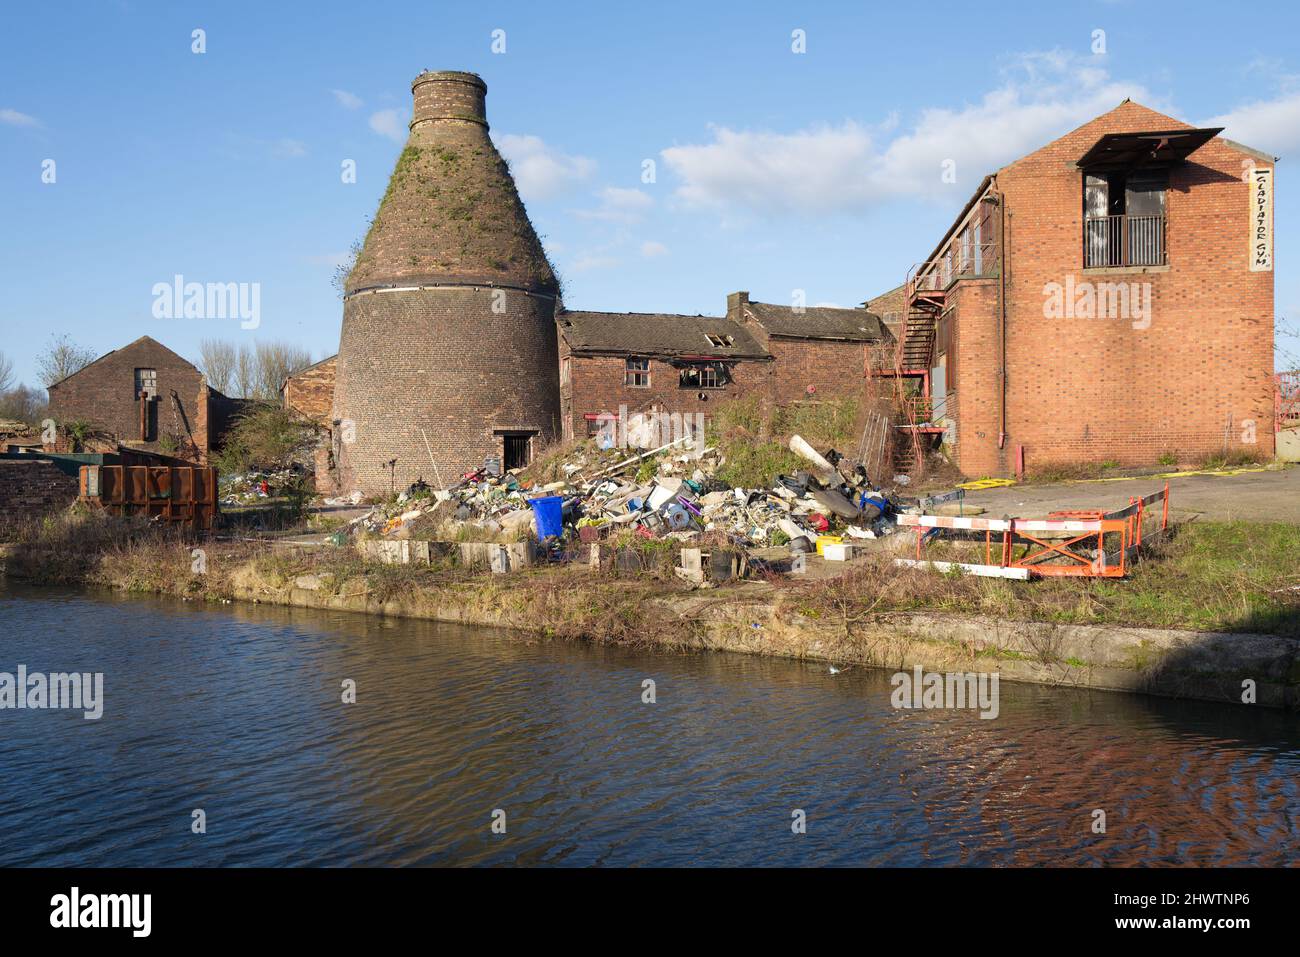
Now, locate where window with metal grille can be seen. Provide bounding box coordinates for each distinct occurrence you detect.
[624,357,650,388]
[135,368,157,399]
[1083,169,1167,267]
[502,433,531,470]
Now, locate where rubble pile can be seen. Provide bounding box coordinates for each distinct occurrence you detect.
[339,433,907,561]
[219,467,310,506]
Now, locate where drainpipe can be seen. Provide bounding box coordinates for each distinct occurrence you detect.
[993,178,1008,451]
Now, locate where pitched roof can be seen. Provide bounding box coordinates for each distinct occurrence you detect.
[557,311,770,360]
[279,353,337,392]
[45,336,196,390]
[744,300,886,341]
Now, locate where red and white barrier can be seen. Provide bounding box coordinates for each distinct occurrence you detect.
[897,484,1170,579]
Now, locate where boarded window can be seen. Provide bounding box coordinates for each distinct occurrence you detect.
[135,368,157,399]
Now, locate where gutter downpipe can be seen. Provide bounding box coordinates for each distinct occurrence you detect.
[993,177,1007,452]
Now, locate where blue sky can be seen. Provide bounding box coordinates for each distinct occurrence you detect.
[2,0,1297,388]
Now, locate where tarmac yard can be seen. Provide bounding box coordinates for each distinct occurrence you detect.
[961,465,1299,525]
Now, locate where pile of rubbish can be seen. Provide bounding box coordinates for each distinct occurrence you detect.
[219,467,309,506]
[343,433,903,558]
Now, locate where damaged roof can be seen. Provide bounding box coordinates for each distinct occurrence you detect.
[557,310,771,360]
[744,300,886,342]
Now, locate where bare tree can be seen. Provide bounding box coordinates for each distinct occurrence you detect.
[198,339,237,394]
[234,344,257,399]
[254,340,313,400]
[0,384,48,424]
[185,338,320,400]
[36,334,97,387]
[0,351,13,394]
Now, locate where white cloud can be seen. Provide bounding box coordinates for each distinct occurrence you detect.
[271,138,307,159]
[0,108,40,127]
[576,186,654,223]
[332,89,363,110]
[640,240,669,258]
[495,133,596,202]
[369,108,407,143]
[661,51,1160,216]
[663,123,877,215]
[571,253,620,273]
[1204,91,1300,156]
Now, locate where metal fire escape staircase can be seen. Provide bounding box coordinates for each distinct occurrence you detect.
[870,262,947,473]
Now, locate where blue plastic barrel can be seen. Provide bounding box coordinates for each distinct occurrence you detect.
[527,496,565,539]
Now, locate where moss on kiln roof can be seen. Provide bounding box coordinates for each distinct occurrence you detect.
[346,122,557,294]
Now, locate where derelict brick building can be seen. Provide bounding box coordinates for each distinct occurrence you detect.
[555,295,887,440]
[329,71,561,495]
[870,100,1277,476]
[44,335,242,463]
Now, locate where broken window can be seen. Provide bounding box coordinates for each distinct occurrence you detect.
[678,362,730,389]
[624,357,651,388]
[135,368,157,399]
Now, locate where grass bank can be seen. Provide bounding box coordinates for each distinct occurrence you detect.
[794,521,1300,637]
[3,513,1298,707]
[3,513,1298,637]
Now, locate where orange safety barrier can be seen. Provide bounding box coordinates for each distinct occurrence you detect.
[897,484,1169,579]
[80,464,220,530]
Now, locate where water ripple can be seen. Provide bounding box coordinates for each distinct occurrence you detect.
[1,582,1297,866]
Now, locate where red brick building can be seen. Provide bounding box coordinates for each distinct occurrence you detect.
[873,100,1277,477]
[45,335,242,462]
[557,295,887,440]
[282,354,337,426]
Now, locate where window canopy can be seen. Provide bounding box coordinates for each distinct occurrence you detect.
[1076,127,1222,171]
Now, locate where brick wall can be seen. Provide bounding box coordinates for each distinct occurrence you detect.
[560,346,770,440]
[940,102,1275,475]
[284,355,338,426]
[46,336,205,459]
[866,284,907,339]
[331,287,560,493]
[562,338,867,439]
[0,458,79,524]
[945,280,1000,476]
[763,337,871,404]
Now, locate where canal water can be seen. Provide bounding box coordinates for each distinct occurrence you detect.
[1,582,1296,867]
